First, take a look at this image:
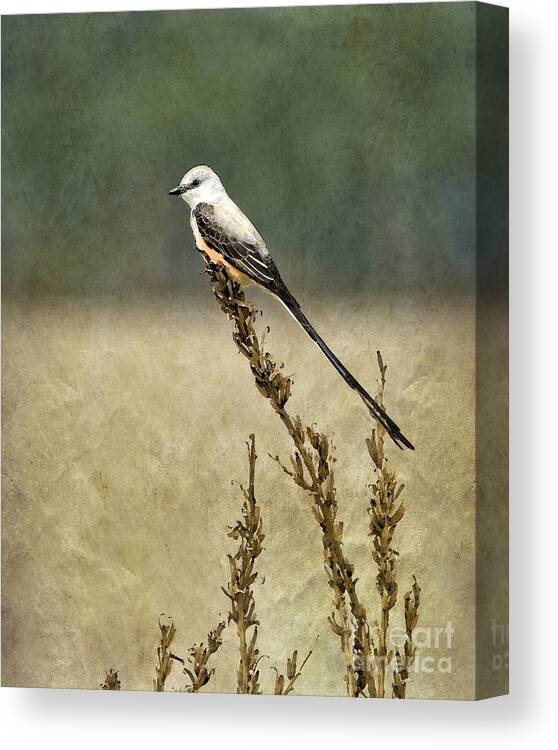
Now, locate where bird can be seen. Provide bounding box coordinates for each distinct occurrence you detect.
[169,165,414,450]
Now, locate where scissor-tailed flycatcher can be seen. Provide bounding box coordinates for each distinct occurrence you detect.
[169,165,414,450]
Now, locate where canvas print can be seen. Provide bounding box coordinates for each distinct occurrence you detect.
[1,2,508,699]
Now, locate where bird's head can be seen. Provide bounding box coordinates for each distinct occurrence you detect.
[168,165,226,207]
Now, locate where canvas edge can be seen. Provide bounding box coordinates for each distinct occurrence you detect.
[474,0,510,701]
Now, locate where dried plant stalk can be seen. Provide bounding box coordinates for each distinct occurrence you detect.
[153,616,179,692]
[392,578,421,698]
[222,433,265,694]
[329,585,359,695]
[100,668,121,690]
[367,352,420,698]
[273,647,314,695]
[184,621,226,693]
[205,262,375,697]
[367,351,403,697]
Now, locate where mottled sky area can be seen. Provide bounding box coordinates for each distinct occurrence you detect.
[2,4,476,300]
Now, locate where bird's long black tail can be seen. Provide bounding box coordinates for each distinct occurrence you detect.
[276,288,414,451]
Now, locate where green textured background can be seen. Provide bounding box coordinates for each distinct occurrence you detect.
[2,3,476,299]
[2,4,507,699]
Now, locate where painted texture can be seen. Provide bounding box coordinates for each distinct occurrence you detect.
[1,4,502,698]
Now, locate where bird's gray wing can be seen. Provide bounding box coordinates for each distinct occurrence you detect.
[193,202,284,292]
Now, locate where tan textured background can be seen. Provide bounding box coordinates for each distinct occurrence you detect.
[2,288,476,698]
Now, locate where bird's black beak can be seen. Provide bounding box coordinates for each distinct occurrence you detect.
[168,185,187,196]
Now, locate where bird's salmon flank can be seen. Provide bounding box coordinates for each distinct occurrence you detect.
[190,210,253,285]
[169,165,414,450]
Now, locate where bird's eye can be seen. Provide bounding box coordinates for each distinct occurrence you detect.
[191,179,201,188]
